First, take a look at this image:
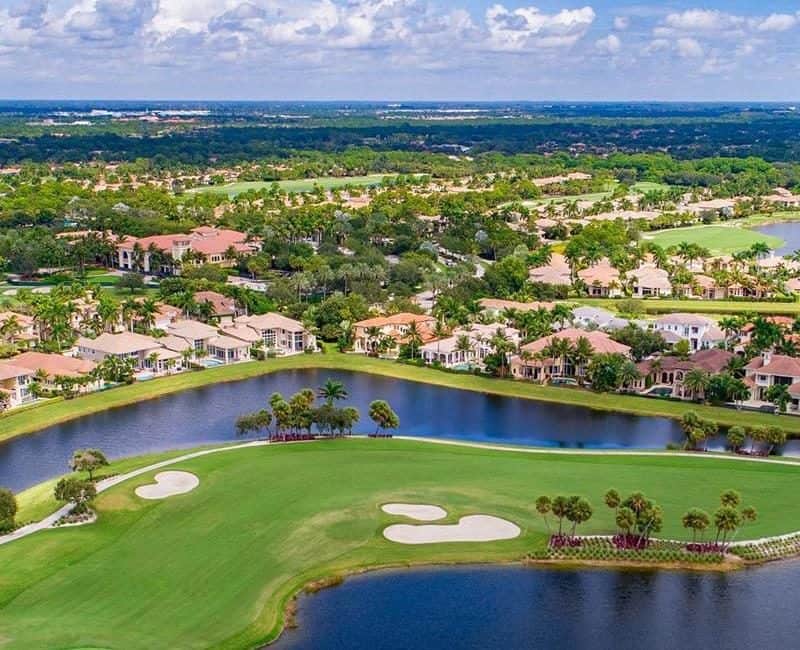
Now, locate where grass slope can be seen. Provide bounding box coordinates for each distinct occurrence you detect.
[2,351,800,445]
[2,439,800,649]
[188,175,388,197]
[574,297,800,316]
[644,225,783,254]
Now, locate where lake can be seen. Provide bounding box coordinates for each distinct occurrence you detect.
[276,563,800,649]
[754,221,800,256]
[0,369,684,491]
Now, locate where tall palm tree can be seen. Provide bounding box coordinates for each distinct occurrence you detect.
[683,368,711,402]
[318,378,348,405]
[454,334,474,364]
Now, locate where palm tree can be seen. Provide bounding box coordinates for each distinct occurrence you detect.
[682,508,710,542]
[146,352,160,372]
[569,336,594,382]
[683,368,710,402]
[454,334,474,364]
[364,326,383,354]
[318,378,348,405]
[535,496,552,532]
[136,298,159,332]
[405,321,423,359]
[489,329,515,377]
[619,361,641,392]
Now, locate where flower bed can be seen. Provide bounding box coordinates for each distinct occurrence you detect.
[549,534,583,548]
[532,537,724,565]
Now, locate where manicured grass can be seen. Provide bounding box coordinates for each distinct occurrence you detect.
[187,174,389,197]
[3,351,800,444]
[2,439,800,648]
[574,297,800,316]
[632,181,673,193]
[644,225,783,254]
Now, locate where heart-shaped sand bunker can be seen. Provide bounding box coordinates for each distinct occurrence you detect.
[384,514,520,544]
[135,471,199,500]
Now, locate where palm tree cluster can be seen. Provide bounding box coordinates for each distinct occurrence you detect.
[603,489,664,550]
[535,494,593,546]
[683,490,758,552]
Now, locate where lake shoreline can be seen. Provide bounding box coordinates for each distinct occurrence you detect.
[2,351,800,447]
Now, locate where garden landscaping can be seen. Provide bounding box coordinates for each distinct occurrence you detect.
[3,438,800,648]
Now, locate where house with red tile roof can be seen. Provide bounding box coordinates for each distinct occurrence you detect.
[117,227,257,275]
[744,352,800,408]
[353,313,436,356]
[633,349,733,400]
[510,328,630,383]
[577,259,622,297]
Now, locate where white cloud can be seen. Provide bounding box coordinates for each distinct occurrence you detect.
[595,34,620,54]
[676,37,703,58]
[613,16,629,31]
[664,10,744,33]
[757,14,798,33]
[484,4,595,52]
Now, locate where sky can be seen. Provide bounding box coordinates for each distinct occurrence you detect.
[1,1,800,101]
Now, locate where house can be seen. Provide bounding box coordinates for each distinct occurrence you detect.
[352,313,436,356]
[627,265,672,298]
[528,253,572,287]
[692,275,727,300]
[117,226,257,275]
[7,351,100,393]
[0,363,35,410]
[0,311,37,347]
[577,259,622,297]
[206,335,252,364]
[420,324,521,368]
[745,352,800,410]
[166,320,220,355]
[227,276,268,293]
[194,291,238,324]
[684,198,738,218]
[234,313,316,355]
[478,298,555,319]
[76,332,164,370]
[510,329,631,383]
[652,313,724,352]
[634,349,733,400]
[571,306,629,331]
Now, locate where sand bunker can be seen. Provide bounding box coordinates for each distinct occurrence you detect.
[384,514,521,544]
[135,471,199,500]
[381,503,447,521]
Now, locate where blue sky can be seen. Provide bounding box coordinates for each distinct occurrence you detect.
[1,1,799,100]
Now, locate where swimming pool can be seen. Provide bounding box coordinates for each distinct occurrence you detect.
[198,358,225,368]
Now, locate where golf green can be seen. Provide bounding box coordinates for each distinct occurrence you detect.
[2,439,799,649]
[645,225,783,254]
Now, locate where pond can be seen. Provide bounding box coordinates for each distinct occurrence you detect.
[275,563,800,650]
[753,221,800,256]
[0,369,685,491]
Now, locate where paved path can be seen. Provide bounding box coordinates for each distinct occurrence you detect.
[2,436,800,548]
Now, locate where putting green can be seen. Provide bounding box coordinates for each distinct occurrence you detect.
[2,439,800,648]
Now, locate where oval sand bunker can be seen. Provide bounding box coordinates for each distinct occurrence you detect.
[384,514,520,544]
[382,503,447,521]
[135,471,199,500]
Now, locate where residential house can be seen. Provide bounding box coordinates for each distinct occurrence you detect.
[352,313,436,356]
[692,275,727,300]
[421,324,520,368]
[633,349,733,400]
[166,320,220,356]
[627,265,672,298]
[117,226,257,275]
[478,298,555,319]
[577,259,622,297]
[528,253,572,287]
[0,363,35,410]
[510,329,631,382]
[206,335,252,364]
[571,306,629,331]
[194,291,238,324]
[8,351,99,393]
[745,352,800,410]
[234,313,316,355]
[0,311,37,347]
[76,332,165,371]
[652,313,724,352]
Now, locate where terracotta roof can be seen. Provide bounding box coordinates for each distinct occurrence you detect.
[221,325,261,343]
[236,312,308,332]
[759,354,800,377]
[354,313,435,328]
[194,291,236,316]
[627,265,671,290]
[521,328,630,356]
[77,332,161,355]
[167,320,219,340]
[9,351,96,378]
[208,335,250,350]
[0,363,34,380]
[578,259,619,286]
[655,313,715,327]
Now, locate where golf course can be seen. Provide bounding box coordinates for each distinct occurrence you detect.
[2,438,800,648]
[187,175,390,197]
[644,224,783,254]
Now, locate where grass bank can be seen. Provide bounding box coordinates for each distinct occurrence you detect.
[3,351,800,445]
[2,438,800,648]
[574,296,800,316]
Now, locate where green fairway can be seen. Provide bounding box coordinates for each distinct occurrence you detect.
[574,297,800,316]
[632,181,673,193]
[644,225,783,254]
[187,174,390,197]
[2,439,800,649]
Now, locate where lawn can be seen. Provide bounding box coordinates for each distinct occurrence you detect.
[644,225,783,254]
[574,297,800,316]
[2,439,799,649]
[187,174,390,197]
[632,181,673,193]
[4,351,800,444]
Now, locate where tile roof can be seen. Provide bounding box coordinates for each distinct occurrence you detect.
[521,328,631,356]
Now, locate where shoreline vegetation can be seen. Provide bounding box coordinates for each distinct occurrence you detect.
[4,438,800,649]
[3,350,800,446]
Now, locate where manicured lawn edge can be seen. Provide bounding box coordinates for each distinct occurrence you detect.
[3,351,800,444]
